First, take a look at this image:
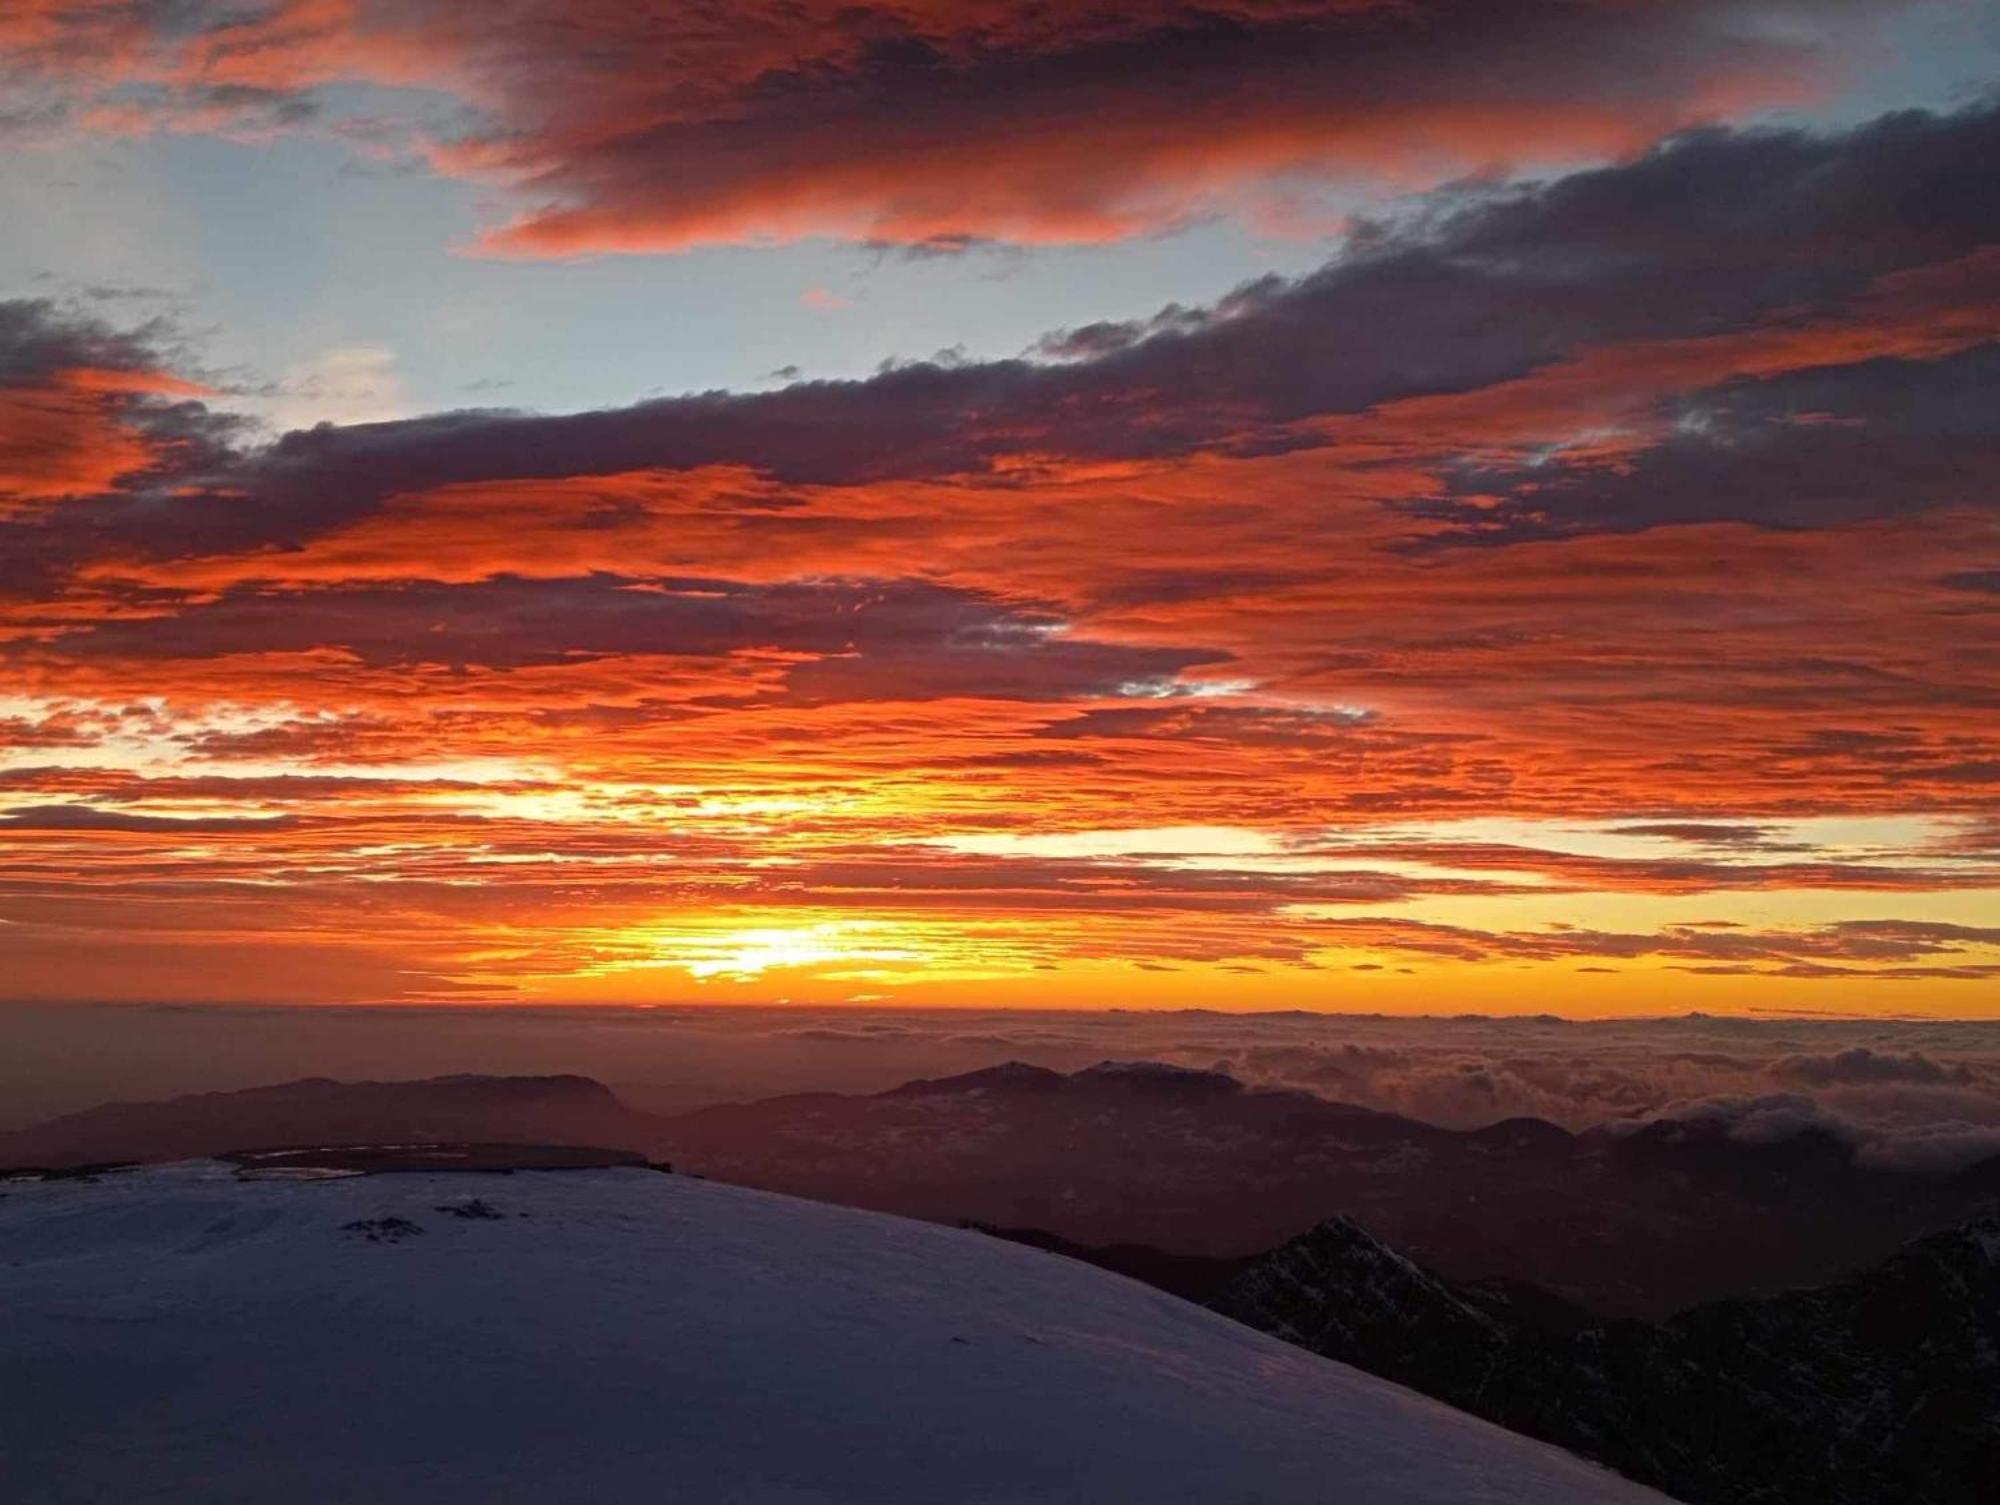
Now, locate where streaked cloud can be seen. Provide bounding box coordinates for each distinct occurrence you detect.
[0,36,1993,1009]
[2,1,1932,253]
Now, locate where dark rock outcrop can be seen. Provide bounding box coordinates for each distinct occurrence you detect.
[1214,1214,2000,1505]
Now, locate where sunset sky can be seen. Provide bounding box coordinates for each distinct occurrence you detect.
[1,0,1997,1012]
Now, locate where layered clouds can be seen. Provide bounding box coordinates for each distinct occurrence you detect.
[0,9,1996,1007]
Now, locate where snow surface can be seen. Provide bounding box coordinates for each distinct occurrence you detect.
[0,1162,1667,1504]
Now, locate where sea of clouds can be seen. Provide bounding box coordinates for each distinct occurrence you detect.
[5,1004,1997,1172]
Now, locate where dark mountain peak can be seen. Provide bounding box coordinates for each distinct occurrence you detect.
[1233,1213,1490,1311]
[1219,1210,2000,1505]
[1596,1111,1864,1182]
[1071,1060,1245,1099]
[1465,1116,1574,1151]
[411,1074,621,1104]
[1213,1213,1506,1379]
[882,1060,1067,1097]
[885,1059,1254,1101]
[1883,1212,2000,1283]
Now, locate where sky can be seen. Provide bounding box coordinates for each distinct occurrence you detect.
[0,0,1997,1012]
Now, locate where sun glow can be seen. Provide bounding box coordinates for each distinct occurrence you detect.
[3,21,1995,1018]
[666,922,925,981]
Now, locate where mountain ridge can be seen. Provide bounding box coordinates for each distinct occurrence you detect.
[1213,1211,2000,1505]
[0,1072,660,1169]
[654,1059,2000,1315]
[10,1063,1998,1318]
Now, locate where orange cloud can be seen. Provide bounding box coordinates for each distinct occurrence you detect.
[0,365,210,507]
[3,99,1998,1006]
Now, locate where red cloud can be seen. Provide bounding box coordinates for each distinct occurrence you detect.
[0,301,214,508]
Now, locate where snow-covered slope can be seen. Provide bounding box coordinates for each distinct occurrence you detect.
[0,1162,1666,1504]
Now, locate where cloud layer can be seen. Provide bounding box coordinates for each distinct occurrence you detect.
[0,73,1996,1003]
[1,1,1927,253]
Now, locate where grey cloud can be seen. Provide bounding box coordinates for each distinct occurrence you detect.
[1429,344,2000,542]
[1769,1046,1978,1087]
[28,573,1225,698]
[0,803,299,833]
[10,99,2000,581]
[0,298,168,385]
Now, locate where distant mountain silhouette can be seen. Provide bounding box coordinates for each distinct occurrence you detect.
[10,1060,1998,1319]
[0,1074,664,1170]
[655,1058,2000,1316]
[1213,1213,2000,1505]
